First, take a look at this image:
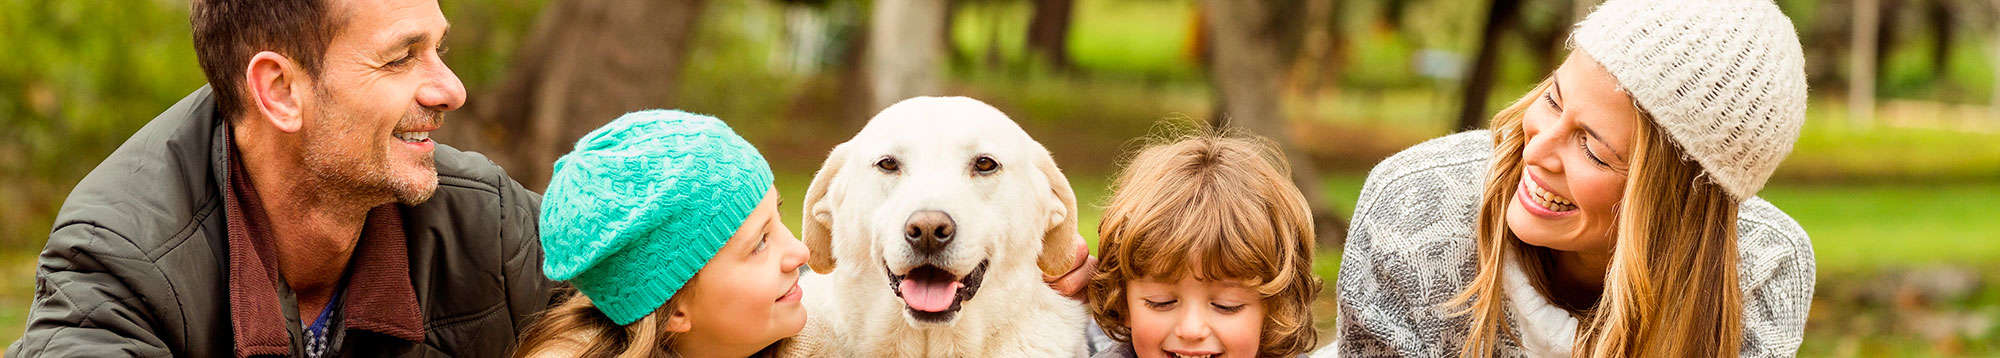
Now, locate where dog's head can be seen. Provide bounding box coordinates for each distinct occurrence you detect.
[801,96,1081,325]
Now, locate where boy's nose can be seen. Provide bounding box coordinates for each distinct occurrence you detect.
[1172,308,1214,342]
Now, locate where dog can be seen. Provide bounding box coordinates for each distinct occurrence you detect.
[790,96,1088,356]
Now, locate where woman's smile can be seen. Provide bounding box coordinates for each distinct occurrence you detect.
[1517,171,1579,217]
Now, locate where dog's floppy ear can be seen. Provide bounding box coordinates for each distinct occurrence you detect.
[1034,152,1082,277]
[803,144,848,274]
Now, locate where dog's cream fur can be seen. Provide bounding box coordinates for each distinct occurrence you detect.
[789,97,1088,357]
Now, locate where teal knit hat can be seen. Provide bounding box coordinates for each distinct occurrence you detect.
[539,109,774,325]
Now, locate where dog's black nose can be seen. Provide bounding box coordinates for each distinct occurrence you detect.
[904,210,955,255]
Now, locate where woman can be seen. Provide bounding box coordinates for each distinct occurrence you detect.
[1333,0,1813,357]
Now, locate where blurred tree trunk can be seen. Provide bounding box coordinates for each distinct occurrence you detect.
[452,0,708,190]
[1454,0,1522,132]
[868,0,949,111]
[1926,0,1953,81]
[1990,0,1999,119]
[1289,0,1345,95]
[1201,0,1348,246]
[1852,0,1880,125]
[1026,0,1075,72]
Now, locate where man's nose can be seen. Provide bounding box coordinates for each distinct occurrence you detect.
[417,58,466,112]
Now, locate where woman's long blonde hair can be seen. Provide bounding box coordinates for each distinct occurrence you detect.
[1449,78,1744,357]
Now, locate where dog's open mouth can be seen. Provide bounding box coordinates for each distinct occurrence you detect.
[885,260,989,322]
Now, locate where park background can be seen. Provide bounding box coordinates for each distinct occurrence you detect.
[1,0,1997,355]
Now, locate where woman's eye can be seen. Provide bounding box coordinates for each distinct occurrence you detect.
[875,157,900,173]
[972,156,999,174]
[1211,303,1245,314]
[1543,92,1563,113]
[753,235,768,253]
[1143,299,1177,311]
[1578,133,1611,167]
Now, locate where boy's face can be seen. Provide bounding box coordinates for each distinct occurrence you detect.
[1125,275,1265,358]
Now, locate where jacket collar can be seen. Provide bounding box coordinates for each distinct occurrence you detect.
[217,110,426,358]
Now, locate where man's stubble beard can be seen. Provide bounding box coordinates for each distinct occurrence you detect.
[297,88,441,207]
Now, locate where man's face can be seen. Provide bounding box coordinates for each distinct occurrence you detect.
[298,0,463,205]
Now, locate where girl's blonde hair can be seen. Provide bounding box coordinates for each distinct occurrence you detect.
[1084,129,1322,357]
[514,285,691,358]
[1449,78,1744,357]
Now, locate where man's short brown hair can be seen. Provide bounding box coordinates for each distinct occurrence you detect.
[191,0,345,121]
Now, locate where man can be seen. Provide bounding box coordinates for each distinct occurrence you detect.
[6,0,548,356]
[6,0,1106,356]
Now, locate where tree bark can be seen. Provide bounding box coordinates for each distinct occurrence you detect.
[1201,0,1348,246]
[1026,0,1076,72]
[1851,0,1880,125]
[452,0,708,190]
[868,0,950,111]
[1454,0,1522,132]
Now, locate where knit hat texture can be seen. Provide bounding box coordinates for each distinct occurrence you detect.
[539,109,774,325]
[1571,0,1808,199]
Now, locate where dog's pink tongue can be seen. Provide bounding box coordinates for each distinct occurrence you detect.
[898,278,964,312]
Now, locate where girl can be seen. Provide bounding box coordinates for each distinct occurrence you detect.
[515,110,811,357]
[1334,0,1814,356]
[1085,131,1322,358]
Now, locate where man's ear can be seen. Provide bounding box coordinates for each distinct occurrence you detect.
[801,144,849,274]
[663,306,693,333]
[1035,151,1082,277]
[244,51,308,133]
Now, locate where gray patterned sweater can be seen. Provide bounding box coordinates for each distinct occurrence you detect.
[1332,131,1815,357]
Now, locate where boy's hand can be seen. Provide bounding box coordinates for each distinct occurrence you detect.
[1044,240,1098,301]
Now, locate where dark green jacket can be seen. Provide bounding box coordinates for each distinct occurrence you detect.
[7,87,554,357]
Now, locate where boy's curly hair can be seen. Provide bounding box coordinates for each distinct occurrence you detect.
[1084,128,1322,356]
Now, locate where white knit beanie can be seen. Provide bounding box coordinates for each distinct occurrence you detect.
[1570,0,1808,200]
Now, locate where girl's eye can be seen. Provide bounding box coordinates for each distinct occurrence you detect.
[1142,299,1177,311]
[1211,303,1245,314]
[1543,92,1563,113]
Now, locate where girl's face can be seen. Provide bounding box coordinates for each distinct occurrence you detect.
[669,188,812,354]
[1506,51,1639,255]
[1125,274,1265,358]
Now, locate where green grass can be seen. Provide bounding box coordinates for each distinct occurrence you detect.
[1763,182,2000,273]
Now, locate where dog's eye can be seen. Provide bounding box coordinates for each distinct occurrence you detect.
[972,156,999,174]
[875,157,900,173]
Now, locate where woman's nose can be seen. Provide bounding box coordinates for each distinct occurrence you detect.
[1521,114,1567,174]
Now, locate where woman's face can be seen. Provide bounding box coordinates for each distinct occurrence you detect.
[1125,274,1266,358]
[1505,51,1638,255]
[672,188,812,353]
